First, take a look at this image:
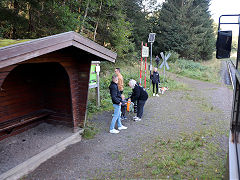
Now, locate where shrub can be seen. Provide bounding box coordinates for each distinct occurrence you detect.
[165,51,180,63]
[176,59,207,71]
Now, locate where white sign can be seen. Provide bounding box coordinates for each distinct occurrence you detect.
[142,46,149,57]
[96,64,100,73]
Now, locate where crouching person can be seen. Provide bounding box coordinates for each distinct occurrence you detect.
[128,79,148,121]
[109,75,127,134]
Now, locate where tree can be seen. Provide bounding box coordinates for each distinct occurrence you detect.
[154,0,215,60]
[123,0,150,48]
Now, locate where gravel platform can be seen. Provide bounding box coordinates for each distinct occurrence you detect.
[24,71,233,179]
[0,123,73,175]
[0,62,232,179]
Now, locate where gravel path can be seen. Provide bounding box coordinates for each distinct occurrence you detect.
[0,123,73,175]
[24,69,233,179]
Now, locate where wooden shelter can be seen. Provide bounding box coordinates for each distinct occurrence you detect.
[0,31,117,141]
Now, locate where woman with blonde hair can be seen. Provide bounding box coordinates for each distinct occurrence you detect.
[128,79,148,121]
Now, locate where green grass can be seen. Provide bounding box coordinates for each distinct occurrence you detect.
[169,57,221,83]
[82,123,99,139]
[127,131,226,179]
[0,39,31,47]
[160,76,189,91]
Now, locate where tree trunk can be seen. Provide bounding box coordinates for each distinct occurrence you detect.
[80,0,90,33]
[12,0,20,39]
[27,3,32,34]
[93,0,103,41]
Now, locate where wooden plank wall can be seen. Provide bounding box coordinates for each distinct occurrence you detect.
[0,64,44,122]
[0,47,92,139]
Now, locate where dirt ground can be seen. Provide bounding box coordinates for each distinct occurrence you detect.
[25,70,232,179]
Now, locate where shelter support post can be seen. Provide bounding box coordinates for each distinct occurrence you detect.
[62,61,91,131]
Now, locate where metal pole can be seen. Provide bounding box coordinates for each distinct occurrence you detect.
[144,43,147,89]
[163,57,165,83]
[150,42,153,89]
[140,42,143,85]
[96,71,100,107]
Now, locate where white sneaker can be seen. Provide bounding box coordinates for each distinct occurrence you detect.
[118,126,128,130]
[110,129,119,134]
[153,93,156,96]
[134,117,141,121]
[133,116,138,120]
[156,94,159,97]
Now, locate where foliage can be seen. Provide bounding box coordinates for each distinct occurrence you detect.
[153,0,215,61]
[82,124,99,139]
[0,39,30,47]
[123,0,150,48]
[169,57,220,82]
[164,50,180,63]
[160,76,188,91]
[0,0,138,60]
[129,131,226,179]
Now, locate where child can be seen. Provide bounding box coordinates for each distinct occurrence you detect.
[121,94,127,120]
[150,67,160,97]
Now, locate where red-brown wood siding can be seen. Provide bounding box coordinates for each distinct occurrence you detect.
[0,47,92,140]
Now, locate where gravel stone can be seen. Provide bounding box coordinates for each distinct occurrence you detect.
[0,123,73,175]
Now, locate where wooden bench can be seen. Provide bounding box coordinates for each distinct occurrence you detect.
[0,110,51,133]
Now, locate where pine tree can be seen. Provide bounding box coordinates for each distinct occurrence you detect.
[155,0,215,60]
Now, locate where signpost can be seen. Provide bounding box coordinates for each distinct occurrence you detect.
[142,45,149,58]
[140,44,149,89]
[144,43,148,89]
[140,42,143,85]
[148,33,156,88]
[160,52,171,83]
[89,61,100,106]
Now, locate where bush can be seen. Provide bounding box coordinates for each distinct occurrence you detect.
[176,59,207,71]
[165,51,180,63]
[169,58,220,82]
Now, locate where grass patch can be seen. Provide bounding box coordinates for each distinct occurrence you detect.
[169,58,221,83]
[160,76,189,91]
[110,151,124,162]
[82,124,99,139]
[126,131,226,179]
[0,39,31,47]
[200,102,215,112]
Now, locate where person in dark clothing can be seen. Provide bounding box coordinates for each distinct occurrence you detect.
[109,75,127,134]
[155,55,160,68]
[128,79,148,121]
[150,67,160,97]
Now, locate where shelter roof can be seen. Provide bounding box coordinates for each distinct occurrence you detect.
[0,31,117,69]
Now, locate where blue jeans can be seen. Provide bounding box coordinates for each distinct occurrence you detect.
[110,104,123,130]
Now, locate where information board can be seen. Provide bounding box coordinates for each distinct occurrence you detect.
[142,46,149,57]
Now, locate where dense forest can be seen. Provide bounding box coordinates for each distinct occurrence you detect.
[0,0,215,61]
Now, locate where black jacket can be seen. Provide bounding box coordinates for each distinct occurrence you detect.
[150,71,160,84]
[130,83,148,102]
[109,81,122,105]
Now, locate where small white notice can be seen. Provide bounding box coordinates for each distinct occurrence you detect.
[142,46,149,57]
